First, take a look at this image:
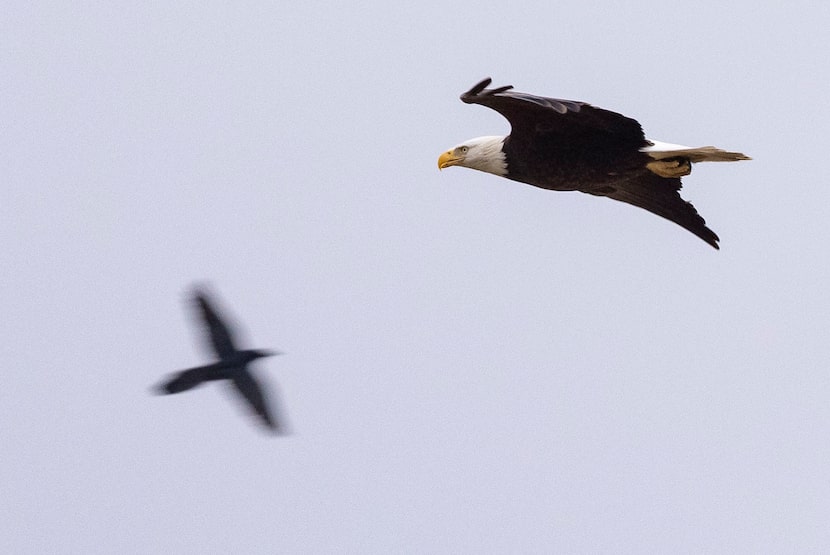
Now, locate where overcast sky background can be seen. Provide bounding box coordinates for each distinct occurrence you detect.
[2,2,829,553]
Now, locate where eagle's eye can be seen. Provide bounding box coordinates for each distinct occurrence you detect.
[460,146,469,154]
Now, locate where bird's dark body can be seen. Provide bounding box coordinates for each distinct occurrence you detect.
[501,133,651,193]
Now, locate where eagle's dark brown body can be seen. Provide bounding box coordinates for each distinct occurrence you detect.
[441,78,751,249]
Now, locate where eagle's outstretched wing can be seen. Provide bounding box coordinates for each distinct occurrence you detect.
[588,172,720,249]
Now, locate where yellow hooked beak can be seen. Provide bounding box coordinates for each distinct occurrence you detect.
[438,150,461,170]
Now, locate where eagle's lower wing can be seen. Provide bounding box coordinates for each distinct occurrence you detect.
[587,174,720,249]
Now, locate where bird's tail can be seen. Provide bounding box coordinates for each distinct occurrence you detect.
[641,141,751,163]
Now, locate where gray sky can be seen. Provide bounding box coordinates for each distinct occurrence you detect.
[2,2,829,553]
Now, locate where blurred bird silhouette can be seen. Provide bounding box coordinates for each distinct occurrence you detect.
[154,287,286,434]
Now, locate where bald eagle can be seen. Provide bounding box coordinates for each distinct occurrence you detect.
[438,78,750,249]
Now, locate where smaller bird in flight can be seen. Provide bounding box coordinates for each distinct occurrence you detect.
[154,287,286,434]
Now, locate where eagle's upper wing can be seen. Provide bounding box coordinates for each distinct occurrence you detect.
[460,78,646,149]
[194,292,238,359]
[587,172,720,249]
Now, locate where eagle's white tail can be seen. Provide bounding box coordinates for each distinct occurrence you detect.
[641,140,751,163]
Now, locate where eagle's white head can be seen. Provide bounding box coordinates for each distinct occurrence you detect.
[438,135,508,177]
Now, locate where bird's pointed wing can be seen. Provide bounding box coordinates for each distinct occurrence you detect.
[460,78,645,148]
[154,364,218,394]
[587,172,720,249]
[193,291,238,358]
[231,368,283,433]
